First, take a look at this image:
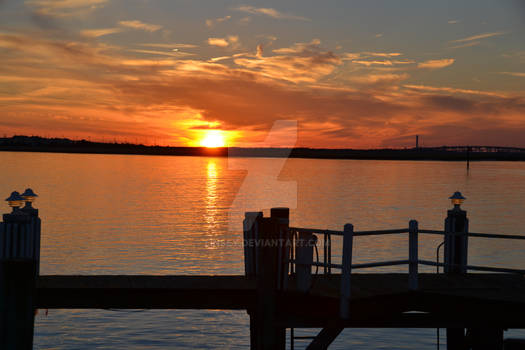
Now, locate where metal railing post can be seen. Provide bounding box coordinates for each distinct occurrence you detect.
[409,220,418,290]
[340,223,354,319]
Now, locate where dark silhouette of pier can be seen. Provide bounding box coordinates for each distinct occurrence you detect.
[2,191,525,349]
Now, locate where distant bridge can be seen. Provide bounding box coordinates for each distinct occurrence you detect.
[421,145,525,153]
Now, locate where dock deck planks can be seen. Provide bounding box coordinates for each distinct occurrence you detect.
[36,273,525,328]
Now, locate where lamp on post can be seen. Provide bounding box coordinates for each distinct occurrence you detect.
[21,188,38,206]
[4,191,30,222]
[21,188,39,217]
[449,191,466,209]
[5,191,24,212]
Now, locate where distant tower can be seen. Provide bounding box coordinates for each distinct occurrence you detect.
[416,135,419,149]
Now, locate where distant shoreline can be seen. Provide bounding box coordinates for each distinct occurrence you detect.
[2,136,525,161]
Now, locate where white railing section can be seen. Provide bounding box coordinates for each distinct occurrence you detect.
[287,223,525,318]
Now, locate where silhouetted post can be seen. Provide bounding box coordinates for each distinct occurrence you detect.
[296,230,315,293]
[270,208,290,290]
[253,214,285,350]
[0,190,40,350]
[20,188,41,276]
[444,192,468,274]
[340,224,354,319]
[444,192,468,350]
[244,212,262,349]
[243,212,262,278]
[408,220,418,291]
[270,208,289,347]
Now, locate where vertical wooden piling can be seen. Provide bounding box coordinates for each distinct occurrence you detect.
[444,206,468,274]
[244,212,262,278]
[252,215,285,350]
[444,205,469,350]
[296,230,314,293]
[0,209,39,350]
[244,212,262,350]
[340,223,354,319]
[408,220,418,291]
[270,208,289,347]
[270,208,290,290]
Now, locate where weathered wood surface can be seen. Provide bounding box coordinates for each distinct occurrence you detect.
[36,273,525,328]
[36,275,256,309]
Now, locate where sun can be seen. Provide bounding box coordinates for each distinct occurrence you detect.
[200,130,226,148]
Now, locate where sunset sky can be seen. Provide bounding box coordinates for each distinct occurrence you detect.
[1,0,524,148]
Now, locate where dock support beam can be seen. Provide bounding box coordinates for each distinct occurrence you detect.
[0,201,41,350]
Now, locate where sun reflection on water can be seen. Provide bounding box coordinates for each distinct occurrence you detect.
[204,159,219,241]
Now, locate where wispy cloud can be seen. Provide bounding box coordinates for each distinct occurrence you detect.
[450,31,506,43]
[341,52,413,69]
[205,15,231,28]
[209,56,231,62]
[25,0,108,17]
[207,36,239,48]
[500,72,525,78]
[353,60,394,66]
[119,20,162,32]
[234,39,341,83]
[234,5,309,21]
[448,20,460,24]
[129,49,194,58]
[208,38,229,47]
[81,27,123,38]
[403,84,505,97]
[364,52,402,57]
[448,41,481,49]
[138,43,198,49]
[418,58,455,69]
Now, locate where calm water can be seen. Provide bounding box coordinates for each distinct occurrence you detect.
[2,151,525,349]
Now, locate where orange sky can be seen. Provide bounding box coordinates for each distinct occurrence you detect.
[1,0,524,148]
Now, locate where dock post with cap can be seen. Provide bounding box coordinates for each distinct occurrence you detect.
[444,191,469,350]
[0,189,41,350]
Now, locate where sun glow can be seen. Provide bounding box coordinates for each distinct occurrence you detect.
[200,130,226,148]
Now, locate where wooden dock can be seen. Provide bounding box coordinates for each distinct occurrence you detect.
[3,192,525,349]
[36,273,525,329]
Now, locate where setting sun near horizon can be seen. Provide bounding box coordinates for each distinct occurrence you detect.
[200,130,226,148]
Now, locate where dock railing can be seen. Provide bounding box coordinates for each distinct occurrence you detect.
[286,223,525,318]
